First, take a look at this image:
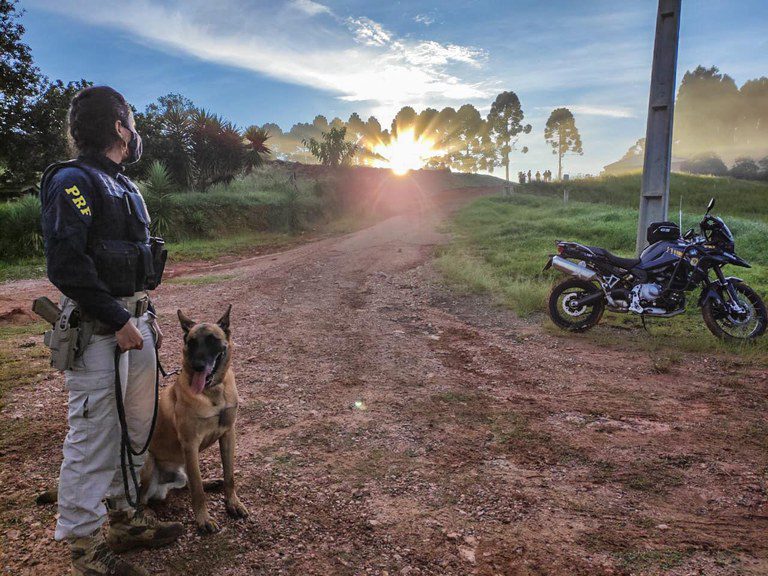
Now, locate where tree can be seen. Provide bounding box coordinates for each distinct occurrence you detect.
[344,113,367,164]
[25,79,90,166]
[414,107,439,140]
[673,66,740,158]
[737,77,768,153]
[312,115,329,132]
[451,104,485,173]
[729,157,760,180]
[132,94,195,187]
[759,156,768,181]
[189,109,245,189]
[487,91,531,181]
[0,0,40,165]
[303,127,358,167]
[544,107,582,181]
[680,152,728,176]
[391,106,417,137]
[243,126,272,174]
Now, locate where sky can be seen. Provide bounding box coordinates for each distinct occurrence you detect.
[19,0,768,176]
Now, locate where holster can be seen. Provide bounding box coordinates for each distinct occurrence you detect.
[44,299,82,371]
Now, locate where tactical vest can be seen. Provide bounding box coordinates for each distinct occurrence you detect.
[41,159,166,297]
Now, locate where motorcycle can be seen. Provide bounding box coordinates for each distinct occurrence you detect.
[543,198,767,341]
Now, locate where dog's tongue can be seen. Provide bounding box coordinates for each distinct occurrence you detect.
[190,365,212,394]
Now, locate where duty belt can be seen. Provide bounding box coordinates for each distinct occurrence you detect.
[90,292,150,335]
[118,292,150,318]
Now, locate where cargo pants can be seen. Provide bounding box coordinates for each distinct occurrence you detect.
[54,314,157,541]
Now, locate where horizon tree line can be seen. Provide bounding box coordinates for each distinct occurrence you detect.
[3,0,767,194]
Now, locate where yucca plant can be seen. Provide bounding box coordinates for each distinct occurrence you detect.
[161,105,195,190]
[243,126,272,174]
[143,160,174,238]
[190,109,247,190]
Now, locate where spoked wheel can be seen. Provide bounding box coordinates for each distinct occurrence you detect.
[548,278,605,332]
[702,282,767,342]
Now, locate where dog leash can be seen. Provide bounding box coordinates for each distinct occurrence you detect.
[113,331,161,514]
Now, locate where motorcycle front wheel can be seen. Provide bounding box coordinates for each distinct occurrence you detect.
[548,278,605,332]
[702,282,767,341]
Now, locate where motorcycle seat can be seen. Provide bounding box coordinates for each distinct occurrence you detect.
[586,246,641,270]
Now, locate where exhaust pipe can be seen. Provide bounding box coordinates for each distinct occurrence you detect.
[551,255,596,281]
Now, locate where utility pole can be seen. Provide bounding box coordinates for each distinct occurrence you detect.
[636,0,681,255]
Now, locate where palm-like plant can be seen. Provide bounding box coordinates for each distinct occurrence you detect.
[161,105,194,189]
[143,160,174,238]
[190,109,247,189]
[243,126,272,174]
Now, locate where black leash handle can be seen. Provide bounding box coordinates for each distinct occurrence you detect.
[114,328,161,512]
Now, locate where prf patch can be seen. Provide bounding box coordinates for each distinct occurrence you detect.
[64,185,91,216]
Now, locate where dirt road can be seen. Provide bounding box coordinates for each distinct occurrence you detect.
[1,185,767,575]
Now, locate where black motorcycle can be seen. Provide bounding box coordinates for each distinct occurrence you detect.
[544,198,767,341]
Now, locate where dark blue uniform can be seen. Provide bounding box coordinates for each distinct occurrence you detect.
[40,155,153,331]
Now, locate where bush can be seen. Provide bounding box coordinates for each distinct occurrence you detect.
[730,157,761,180]
[0,195,43,260]
[680,153,728,176]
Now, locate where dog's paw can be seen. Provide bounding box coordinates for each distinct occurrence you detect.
[225,497,249,519]
[196,514,220,534]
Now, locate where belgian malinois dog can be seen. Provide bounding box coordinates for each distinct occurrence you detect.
[140,305,249,532]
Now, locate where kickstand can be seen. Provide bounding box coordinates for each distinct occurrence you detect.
[640,313,649,333]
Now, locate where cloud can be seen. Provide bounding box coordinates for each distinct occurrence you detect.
[346,16,392,47]
[414,14,434,26]
[538,105,636,119]
[31,0,489,116]
[402,41,486,68]
[289,0,332,17]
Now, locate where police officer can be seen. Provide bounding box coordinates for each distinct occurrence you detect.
[40,86,181,576]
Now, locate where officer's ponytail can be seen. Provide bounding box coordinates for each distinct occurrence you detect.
[68,86,132,157]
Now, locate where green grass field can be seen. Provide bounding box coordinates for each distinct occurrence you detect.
[524,171,768,222]
[438,173,768,357]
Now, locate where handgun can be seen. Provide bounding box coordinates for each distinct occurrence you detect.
[32,297,62,325]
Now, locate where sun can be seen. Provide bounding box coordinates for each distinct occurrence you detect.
[372,129,441,175]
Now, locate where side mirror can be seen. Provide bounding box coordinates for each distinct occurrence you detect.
[706,197,715,213]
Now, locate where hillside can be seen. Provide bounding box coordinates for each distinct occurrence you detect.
[522,172,768,222]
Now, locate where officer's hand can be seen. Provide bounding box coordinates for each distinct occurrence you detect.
[116,321,144,351]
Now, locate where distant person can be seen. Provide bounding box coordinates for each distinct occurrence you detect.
[527,169,532,182]
[535,170,541,182]
[544,170,551,182]
[518,171,525,184]
[563,173,570,181]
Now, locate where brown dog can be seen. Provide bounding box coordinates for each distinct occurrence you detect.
[140,305,248,532]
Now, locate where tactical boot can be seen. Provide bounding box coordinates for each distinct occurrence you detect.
[69,530,148,576]
[106,508,183,553]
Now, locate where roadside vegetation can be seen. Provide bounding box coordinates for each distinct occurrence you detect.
[0,164,503,282]
[438,172,768,357]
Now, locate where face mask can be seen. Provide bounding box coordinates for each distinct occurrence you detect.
[124,127,143,165]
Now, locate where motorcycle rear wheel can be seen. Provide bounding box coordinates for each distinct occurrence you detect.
[548,278,605,332]
[702,282,767,342]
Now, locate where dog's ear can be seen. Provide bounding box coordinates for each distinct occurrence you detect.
[177,309,196,335]
[217,304,232,336]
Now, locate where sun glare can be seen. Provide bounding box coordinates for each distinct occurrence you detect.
[372,129,441,176]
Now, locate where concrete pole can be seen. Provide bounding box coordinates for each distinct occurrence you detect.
[636,0,681,255]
